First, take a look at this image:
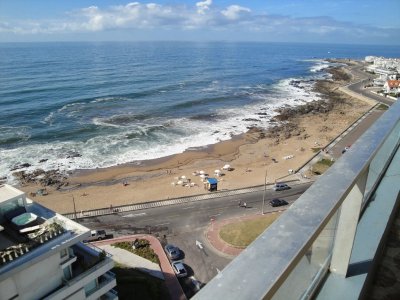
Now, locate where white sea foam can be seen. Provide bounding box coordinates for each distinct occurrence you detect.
[90,96,129,103]
[42,112,55,125]
[0,60,332,182]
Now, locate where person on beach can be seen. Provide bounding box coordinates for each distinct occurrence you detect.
[243,202,247,208]
[238,200,242,207]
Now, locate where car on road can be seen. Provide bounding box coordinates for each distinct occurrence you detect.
[273,183,290,191]
[172,261,188,278]
[83,230,107,242]
[164,244,180,260]
[270,198,289,207]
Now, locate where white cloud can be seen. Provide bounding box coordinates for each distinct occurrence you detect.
[221,5,251,20]
[0,1,398,44]
[196,0,212,14]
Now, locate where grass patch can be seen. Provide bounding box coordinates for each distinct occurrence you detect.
[311,147,322,153]
[112,240,160,264]
[311,158,334,175]
[219,213,281,248]
[376,103,389,110]
[113,266,170,300]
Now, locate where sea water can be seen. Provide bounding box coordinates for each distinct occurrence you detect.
[0,42,398,181]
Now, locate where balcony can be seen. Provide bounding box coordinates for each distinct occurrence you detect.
[86,271,117,300]
[43,244,115,300]
[100,289,119,300]
[193,99,400,299]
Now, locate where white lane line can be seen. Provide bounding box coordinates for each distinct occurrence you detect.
[122,212,147,218]
[182,206,195,210]
[155,222,170,226]
[209,213,221,218]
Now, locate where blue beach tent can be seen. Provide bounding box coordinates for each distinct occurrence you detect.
[206,177,218,191]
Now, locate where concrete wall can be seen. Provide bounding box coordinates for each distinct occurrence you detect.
[14,252,63,300]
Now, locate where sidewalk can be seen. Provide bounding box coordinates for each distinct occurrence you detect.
[93,234,187,300]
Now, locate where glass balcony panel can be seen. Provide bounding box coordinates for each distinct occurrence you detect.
[364,120,400,204]
[271,210,339,300]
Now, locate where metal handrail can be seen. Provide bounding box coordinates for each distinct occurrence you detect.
[193,100,400,299]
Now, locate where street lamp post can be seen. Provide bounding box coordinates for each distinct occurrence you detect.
[262,169,268,215]
[71,195,77,220]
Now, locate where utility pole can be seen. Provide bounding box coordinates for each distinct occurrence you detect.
[262,169,268,215]
[71,195,77,220]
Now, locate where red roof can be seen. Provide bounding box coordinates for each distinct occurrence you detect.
[387,80,400,88]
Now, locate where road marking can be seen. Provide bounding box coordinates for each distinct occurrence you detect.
[122,212,147,218]
[155,222,170,226]
[209,213,221,218]
[196,240,203,249]
[182,206,195,210]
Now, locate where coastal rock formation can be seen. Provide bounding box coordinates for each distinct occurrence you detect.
[12,169,67,189]
[265,64,354,144]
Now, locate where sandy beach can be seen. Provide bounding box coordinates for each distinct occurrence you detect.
[18,59,375,214]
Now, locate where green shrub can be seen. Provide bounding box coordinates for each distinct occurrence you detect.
[112,240,160,264]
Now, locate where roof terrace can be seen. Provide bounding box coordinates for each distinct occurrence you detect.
[0,184,90,278]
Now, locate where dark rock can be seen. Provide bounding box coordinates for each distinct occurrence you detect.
[66,152,82,159]
[12,168,67,187]
[243,118,260,122]
[10,163,32,171]
[39,159,48,163]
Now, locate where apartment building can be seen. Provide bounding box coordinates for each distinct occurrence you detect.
[0,184,117,300]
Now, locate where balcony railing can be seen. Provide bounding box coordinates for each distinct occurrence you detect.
[43,245,114,300]
[86,271,117,300]
[193,100,400,300]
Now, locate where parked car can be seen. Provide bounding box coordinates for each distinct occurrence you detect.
[172,261,187,278]
[270,198,289,207]
[84,230,106,242]
[273,183,290,191]
[164,244,180,260]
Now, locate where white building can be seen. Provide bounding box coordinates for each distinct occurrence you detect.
[0,184,118,300]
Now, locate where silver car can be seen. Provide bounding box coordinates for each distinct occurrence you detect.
[273,183,290,191]
[164,244,180,260]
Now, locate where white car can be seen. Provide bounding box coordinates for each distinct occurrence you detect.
[172,261,187,278]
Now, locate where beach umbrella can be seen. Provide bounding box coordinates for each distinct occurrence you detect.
[200,174,205,179]
[199,170,205,175]
[215,170,221,174]
[181,175,186,179]
[223,164,230,170]
[177,180,183,185]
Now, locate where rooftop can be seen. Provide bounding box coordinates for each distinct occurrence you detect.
[0,184,90,278]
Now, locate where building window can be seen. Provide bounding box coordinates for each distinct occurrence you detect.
[60,248,68,258]
[84,279,98,296]
[63,266,72,280]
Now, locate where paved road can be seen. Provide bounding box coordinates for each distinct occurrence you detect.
[78,182,311,295]
[346,64,395,106]
[329,109,385,158]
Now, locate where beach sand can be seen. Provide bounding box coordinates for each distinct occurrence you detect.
[19,60,375,214]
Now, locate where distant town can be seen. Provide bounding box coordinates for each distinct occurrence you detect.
[365,56,400,98]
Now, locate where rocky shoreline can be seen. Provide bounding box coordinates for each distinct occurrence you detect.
[7,61,357,192]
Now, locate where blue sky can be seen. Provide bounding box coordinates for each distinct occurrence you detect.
[0,0,399,44]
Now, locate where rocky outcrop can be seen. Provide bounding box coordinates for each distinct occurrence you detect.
[12,169,68,189]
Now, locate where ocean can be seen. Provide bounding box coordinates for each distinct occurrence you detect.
[0,42,399,182]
